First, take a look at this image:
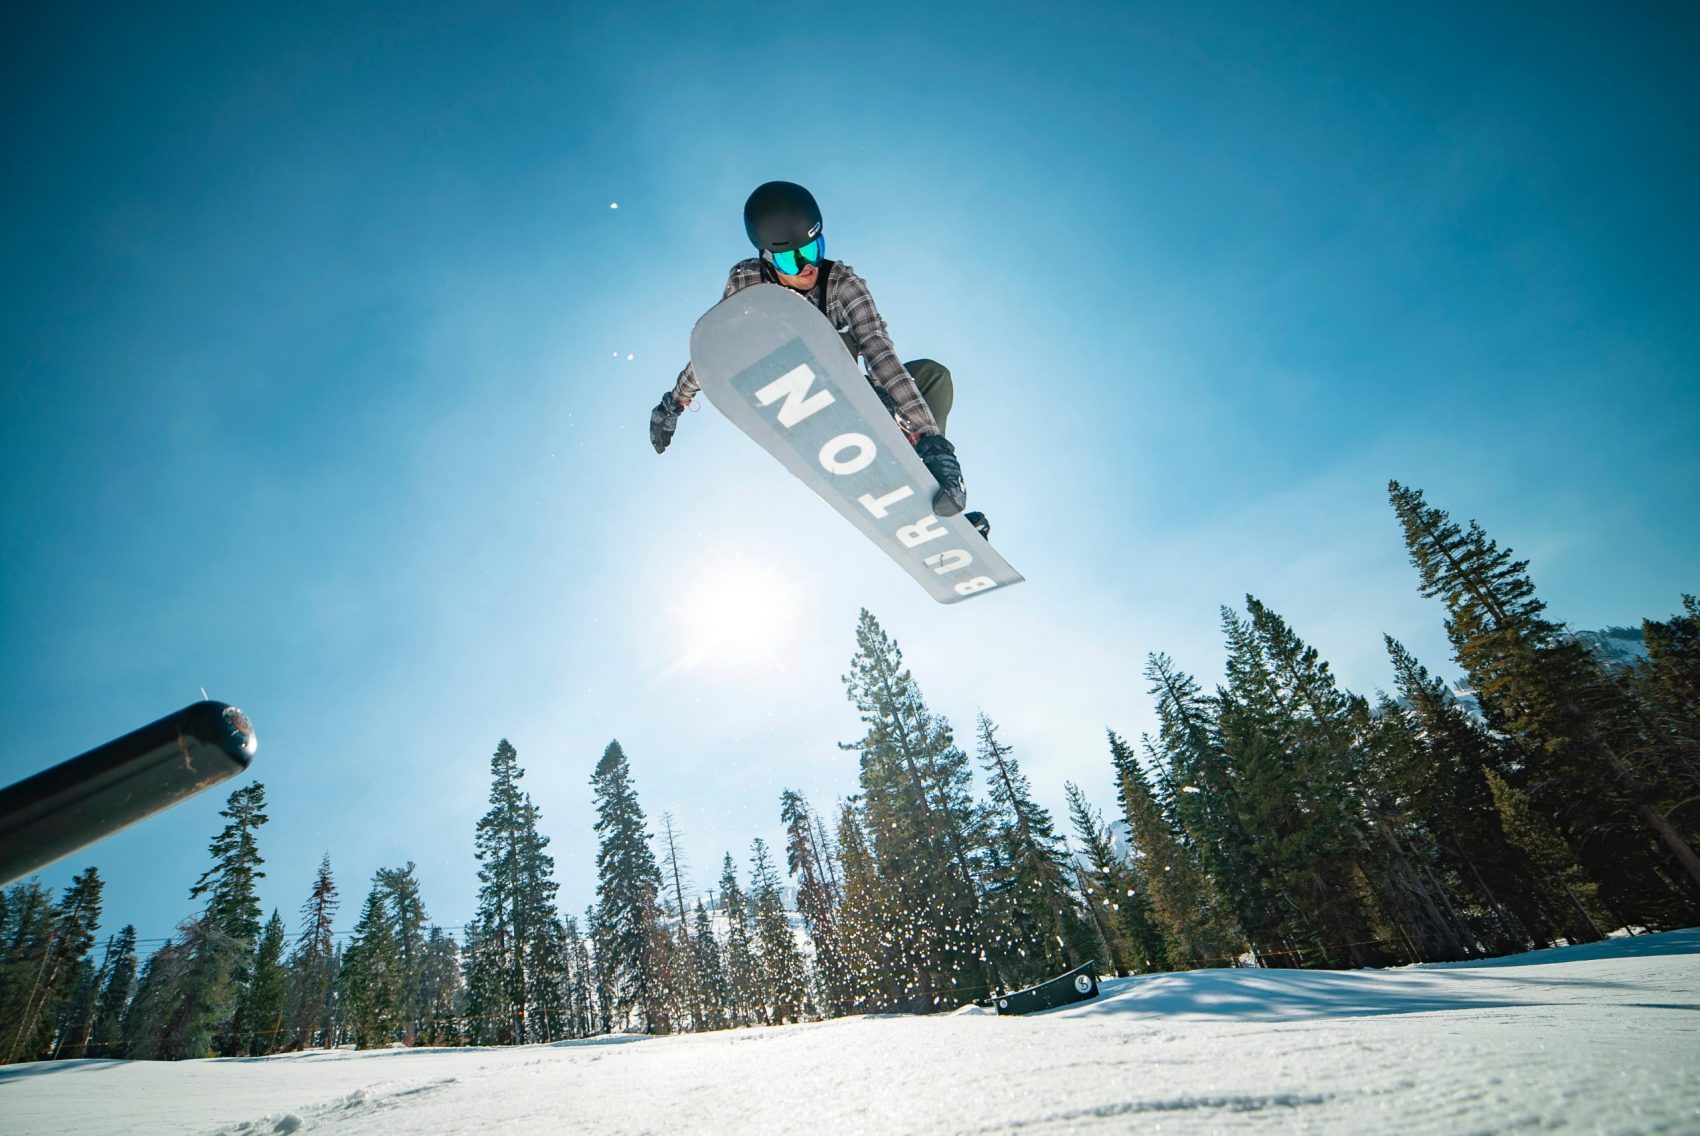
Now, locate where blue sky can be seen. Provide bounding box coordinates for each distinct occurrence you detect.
[3,2,1696,950]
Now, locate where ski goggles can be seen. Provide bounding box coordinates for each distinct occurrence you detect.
[765,236,824,276]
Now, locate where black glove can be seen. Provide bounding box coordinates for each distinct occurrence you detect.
[914,433,967,517]
[649,390,687,454]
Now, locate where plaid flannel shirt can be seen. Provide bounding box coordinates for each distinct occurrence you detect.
[671,258,941,437]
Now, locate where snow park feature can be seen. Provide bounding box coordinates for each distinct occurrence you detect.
[689,284,1023,603]
[3,929,1696,1135]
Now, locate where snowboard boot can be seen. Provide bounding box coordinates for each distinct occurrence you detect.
[966,511,990,541]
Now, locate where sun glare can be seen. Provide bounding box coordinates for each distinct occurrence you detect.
[665,554,802,675]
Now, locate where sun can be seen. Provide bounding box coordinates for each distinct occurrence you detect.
[664,553,803,675]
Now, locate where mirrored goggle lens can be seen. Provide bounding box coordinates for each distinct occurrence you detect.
[770,236,823,275]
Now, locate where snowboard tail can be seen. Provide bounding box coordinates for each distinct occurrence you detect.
[689,285,1023,603]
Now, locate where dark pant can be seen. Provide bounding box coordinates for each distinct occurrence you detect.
[905,358,954,434]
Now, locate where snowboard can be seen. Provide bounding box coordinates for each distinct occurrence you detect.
[689,284,1024,604]
[0,700,257,885]
[994,960,1101,1015]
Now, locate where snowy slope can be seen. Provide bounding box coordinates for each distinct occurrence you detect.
[5,930,1697,1135]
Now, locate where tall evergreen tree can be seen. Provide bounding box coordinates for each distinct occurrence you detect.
[1112,733,1243,968]
[467,739,563,1044]
[375,863,430,1044]
[417,927,465,1046]
[340,882,402,1048]
[583,904,615,1037]
[1383,636,1556,951]
[286,853,339,1049]
[190,784,269,946]
[0,881,57,1062]
[1636,596,1700,802]
[716,853,762,1026]
[1389,482,1700,924]
[1484,768,1612,941]
[3,868,103,1063]
[842,609,990,1008]
[1145,652,1285,960]
[86,925,139,1058]
[1240,598,1416,965]
[50,951,99,1060]
[561,911,601,1040]
[749,838,809,1024]
[238,911,289,1055]
[688,900,729,1031]
[781,789,849,1015]
[831,803,900,1012]
[185,782,269,1057]
[118,785,268,1060]
[975,715,1097,989]
[121,937,191,1059]
[1064,781,1165,974]
[0,883,52,973]
[590,740,669,1033]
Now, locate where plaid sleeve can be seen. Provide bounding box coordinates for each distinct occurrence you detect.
[671,260,767,404]
[833,265,941,437]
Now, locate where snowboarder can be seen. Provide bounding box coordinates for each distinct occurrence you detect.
[649,180,989,539]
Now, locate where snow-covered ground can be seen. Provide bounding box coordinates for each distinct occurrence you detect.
[6,930,1697,1135]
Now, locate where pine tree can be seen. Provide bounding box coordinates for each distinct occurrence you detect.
[975,714,1096,989]
[589,740,668,1033]
[340,882,402,1049]
[121,937,191,1059]
[782,789,849,1016]
[1485,768,1612,941]
[185,782,269,1056]
[417,927,465,1046]
[3,868,103,1063]
[1384,636,1556,952]
[1642,596,1700,712]
[716,853,762,1027]
[1390,482,1700,923]
[238,911,289,1054]
[0,881,57,1062]
[831,803,900,1011]
[286,853,339,1049]
[49,952,99,1060]
[375,863,430,1044]
[843,609,990,1008]
[1242,598,1415,965]
[86,925,139,1058]
[527,915,575,1043]
[467,739,563,1044]
[1064,781,1165,974]
[1112,733,1243,968]
[1636,596,1700,802]
[562,914,599,1039]
[688,901,728,1030]
[1145,652,1284,960]
[749,838,809,1024]
[583,904,615,1036]
[1355,694,1479,962]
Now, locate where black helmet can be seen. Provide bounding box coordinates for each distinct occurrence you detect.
[743,181,822,253]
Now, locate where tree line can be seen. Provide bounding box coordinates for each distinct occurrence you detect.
[2,481,1695,1059]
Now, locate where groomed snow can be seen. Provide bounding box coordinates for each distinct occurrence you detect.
[5,930,1697,1135]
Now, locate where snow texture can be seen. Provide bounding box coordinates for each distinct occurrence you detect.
[4,930,1696,1135]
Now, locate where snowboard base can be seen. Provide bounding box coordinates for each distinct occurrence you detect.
[689,285,1023,604]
